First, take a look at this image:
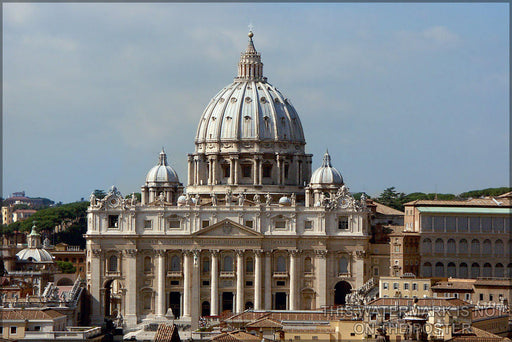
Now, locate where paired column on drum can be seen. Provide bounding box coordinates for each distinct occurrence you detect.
[210,250,219,316]
[155,250,166,316]
[235,250,244,313]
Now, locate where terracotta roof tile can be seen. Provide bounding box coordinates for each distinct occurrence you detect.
[211,331,260,341]
[404,198,512,207]
[153,323,180,342]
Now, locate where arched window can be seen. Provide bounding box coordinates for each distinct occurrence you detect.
[471,239,480,255]
[304,257,313,273]
[435,262,444,277]
[495,240,504,255]
[447,239,456,254]
[471,263,480,278]
[447,262,456,277]
[459,239,468,254]
[423,262,432,277]
[459,263,468,278]
[495,263,504,278]
[483,239,492,255]
[144,256,152,273]
[339,257,348,274]
[276,256,286,272]
[422,239,432,254]
[108,255,118,273]
[170,256,181,272]
[483,263,492,278]
[223,255,233,272]
[435,239,444,254]
[245,257,254,274]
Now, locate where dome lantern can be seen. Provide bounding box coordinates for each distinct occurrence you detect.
[235,31,265,82]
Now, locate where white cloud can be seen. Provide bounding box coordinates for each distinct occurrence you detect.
[395,25,460,51]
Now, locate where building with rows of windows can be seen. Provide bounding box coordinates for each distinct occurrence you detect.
[403,195,512,279]
[85,32,373,330]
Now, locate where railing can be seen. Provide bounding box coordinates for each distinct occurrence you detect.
[220,271,235,277]
[23,326,101,339]
[338,272,351,277]
[273,272,288,278]
[166,271,183,277]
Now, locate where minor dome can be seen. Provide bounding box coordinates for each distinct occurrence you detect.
[145,149,180,185]
[310,151,343,185]
[279,196,291,206]
[177,195,187,206]
[195,32,305,147]
[16,248,53,262]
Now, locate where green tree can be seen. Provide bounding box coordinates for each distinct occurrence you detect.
[376,187,406,211]
[93,189,107,199]
[56,261,76,274]
[125,193,142,202]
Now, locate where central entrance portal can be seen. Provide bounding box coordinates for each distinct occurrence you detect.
[169,292,181,318]
[222,292,233,313]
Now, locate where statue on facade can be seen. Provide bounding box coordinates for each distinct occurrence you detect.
[130,192,137,206]
[226,189,233,204]
[185,193,191,205]
[90,193,97,206]
[211,193,217,206]
[159,192,165,202]
[291,193,296,206]
[265,193,272,206]
[238,192,245,206]
[253,194,260,205]
[195,193,200,206]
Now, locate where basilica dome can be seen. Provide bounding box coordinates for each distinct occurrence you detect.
[145,149,180,186]
[310,151,343,185]
[195,32,305,147]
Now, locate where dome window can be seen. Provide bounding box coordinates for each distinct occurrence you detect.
[219,98,225,103]
[260,97,267,103]
[258,86,262,90]
[247,86,252,90]
[226,116,232,120]
[274,98,280,103]
[245,97,252,103]
[244,115,251,120]
[230,97,237,103]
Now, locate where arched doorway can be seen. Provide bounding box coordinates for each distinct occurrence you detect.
[169,292,181,318]
[104,279,122,318]
[222,292,233,313]
[334,281,352,306]
[201,301,210,317]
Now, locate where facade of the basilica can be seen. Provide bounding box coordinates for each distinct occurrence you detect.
[86,32,372,329]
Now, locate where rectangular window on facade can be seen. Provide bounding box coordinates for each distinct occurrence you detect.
[481,217,492,232]
[169,220,181,229]
[170,280,179,286]
[412,283,418,290]
[421,216,432,232]
[373,267,379,276]
[275,221,286,229]
[263,164,272,178]
[457,216,468,232]
[470,217,480,232]
[246,281,253,287]
[445,216,456,232]
[465,293,471,301]
[395,246,400,252]
[493,217,504,232]
[433,216,445,232]
[34,326,41,331]
[276,280,286,286]
[245,220,253,228]
[423,284,429,291]
[108,215,119,228]
[202,280,210,286]
[404,283,409,290]
[10,326,16,334]
[393,283,399,290]
[338,217,348,230]
[479,294,484,301]
[383,282,389,289]
[489,294,493,301]
[144,220,152,229]
[202,259,210,273]
[241,164,251,178]
[202,220,210,228]
[304,220,313,230]
[223,165,230,178]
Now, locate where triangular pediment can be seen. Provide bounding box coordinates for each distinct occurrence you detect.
[192,219,263,237]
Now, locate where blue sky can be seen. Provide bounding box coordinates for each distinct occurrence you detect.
[3,3,509,203]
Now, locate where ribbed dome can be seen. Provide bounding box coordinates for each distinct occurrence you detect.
[16,248,53,262]
[310,151,343,185]
[195,32,305,145]
[145,149,180,185]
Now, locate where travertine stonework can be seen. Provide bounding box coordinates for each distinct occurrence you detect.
[86,32,372,329]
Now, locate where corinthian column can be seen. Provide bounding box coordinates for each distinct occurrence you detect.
[210,250,219,316]
[124,249,138,326]
[236,250,244,313]
[316,250,327,308]
[254,250,263,310]
[289,250,299,310]
[183,251,192,317]
[155,250,166,317]
[264,251,272,310]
